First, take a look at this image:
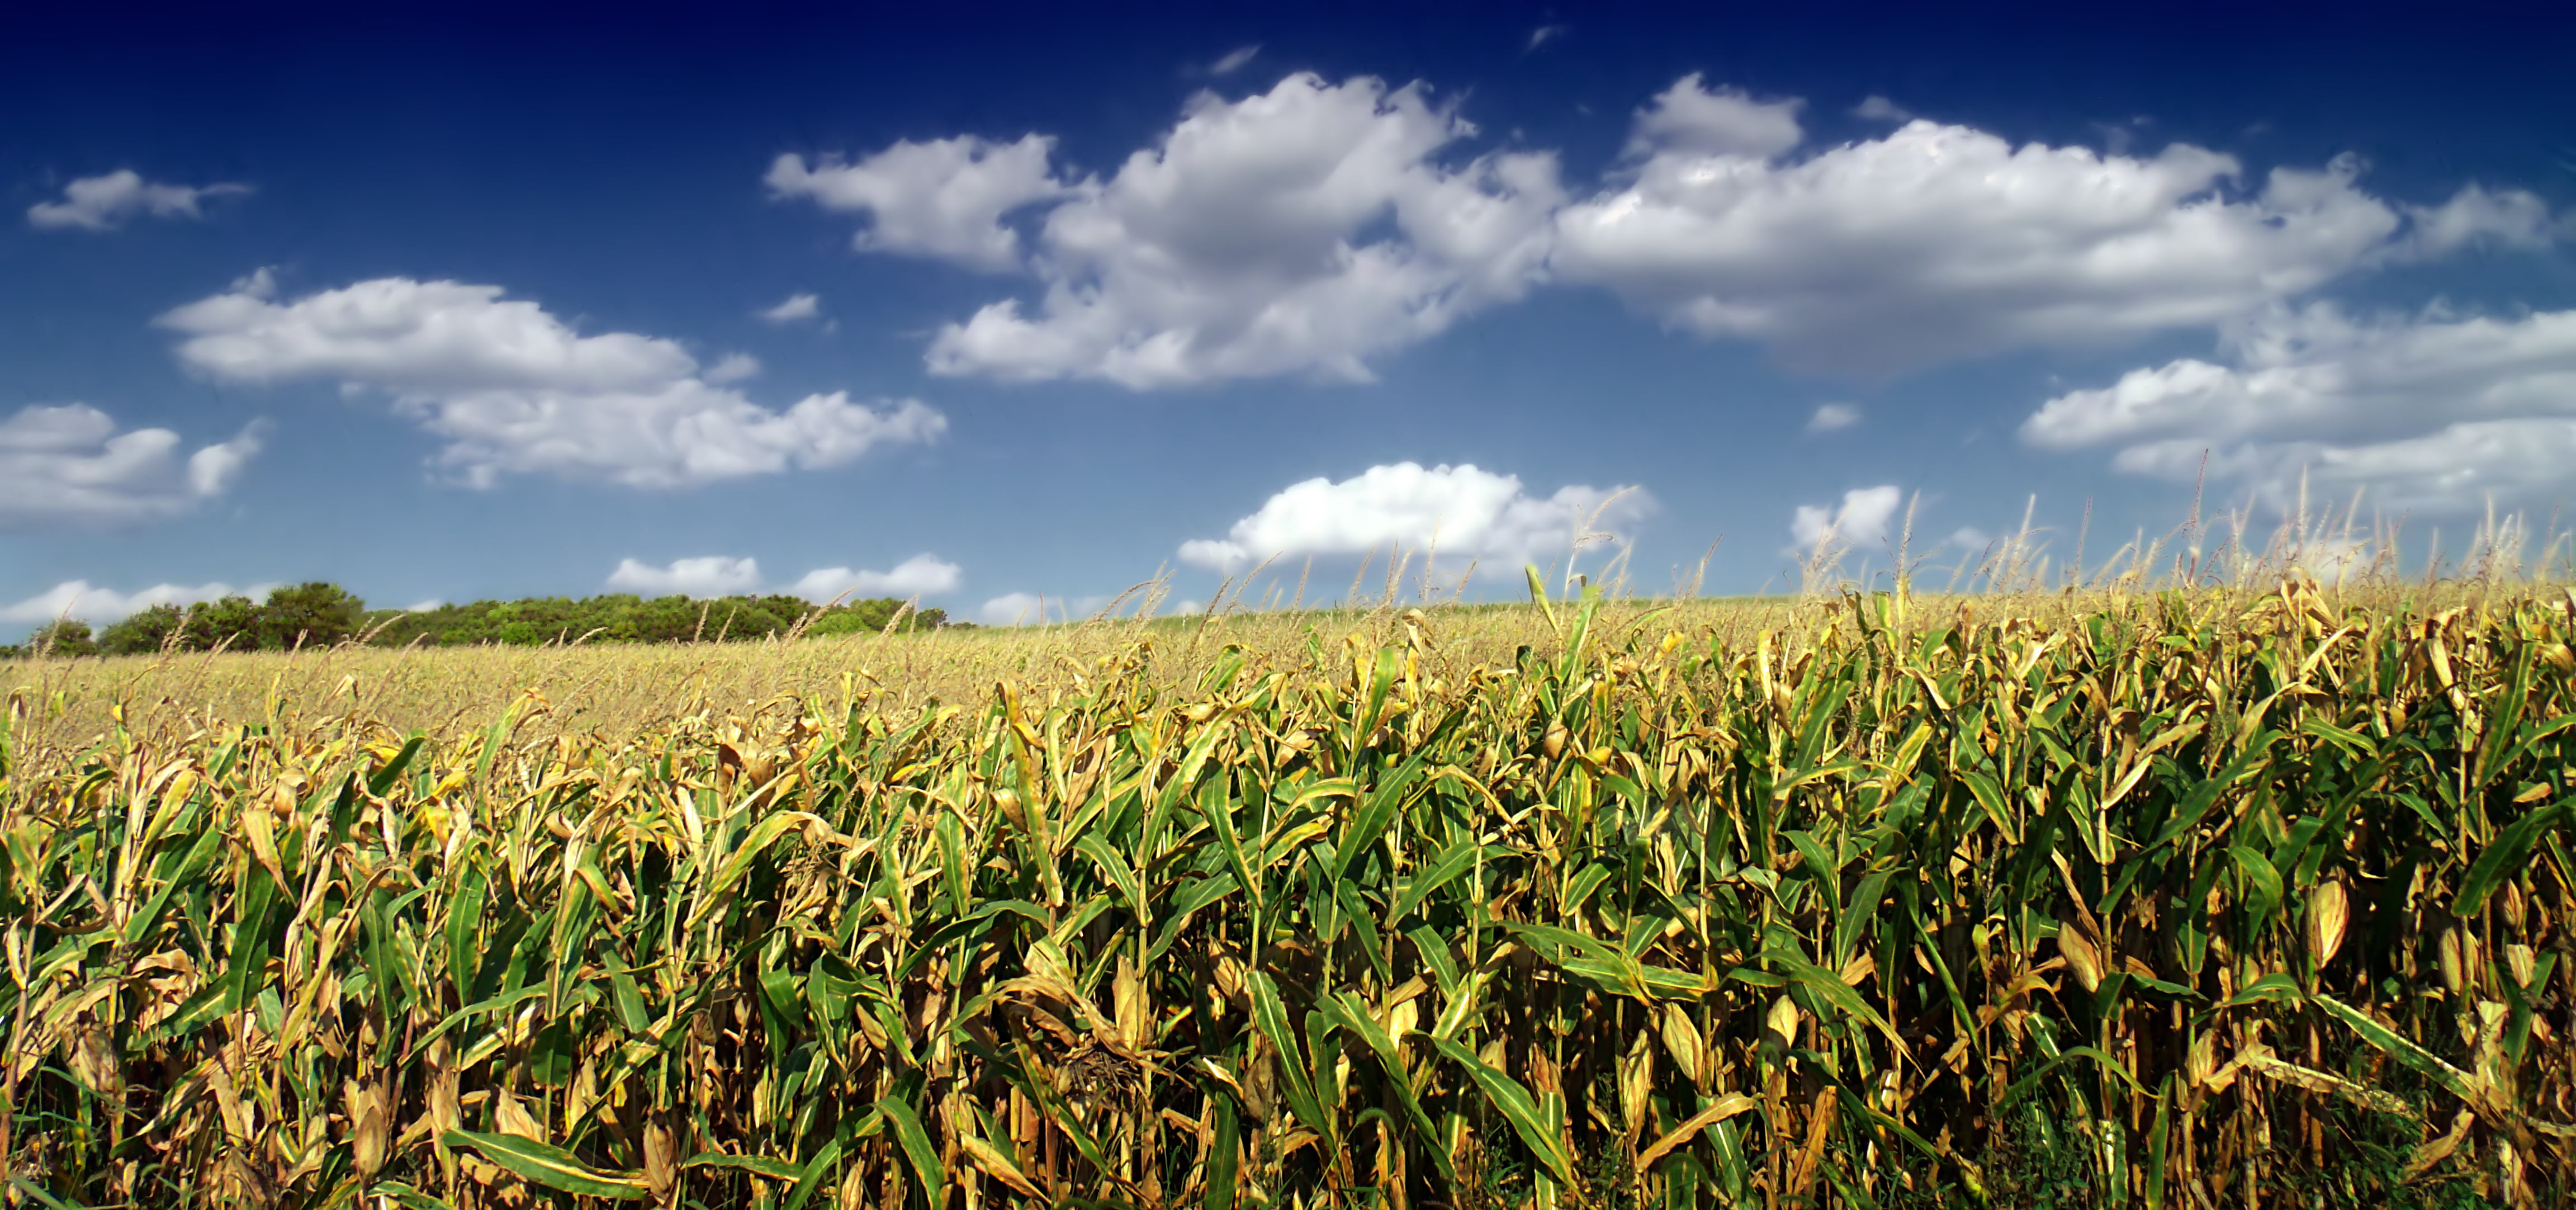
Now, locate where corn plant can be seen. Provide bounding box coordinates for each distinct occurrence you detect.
[5,576,2575,1208]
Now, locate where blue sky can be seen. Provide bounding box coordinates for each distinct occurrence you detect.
[6,3,2573,635]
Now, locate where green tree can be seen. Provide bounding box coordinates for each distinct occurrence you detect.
[100,604,187,655]
[258,583,368,650]
[16,619,99,658]
[343,589,957,651]
[181,596,264,651]
[803,598,951,636]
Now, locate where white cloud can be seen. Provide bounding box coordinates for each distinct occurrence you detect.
[703,353,760,383]
[1790,485,1904,551]
[606,556,764,597]
[1948,526,1995,551]
[27,170,250,231]
[976,592,1045,626]
[783,71,2555,389]
[898,73,1564,387]
[1853,95,1914,122]
[1211,45,1262,75]
[1806,402,1860,433]
[760,292,823,324]
[2391,184,2560,261]
[607,552,963,601]
[1551,76,2537,375]
[1525,25,1566,51]
[159,276,943,488]
[790,554,963,601]
[1178,461,1651,575]
[1623,74,1805,160]
[973,591,1111,626]
[0,404,262,531]
[2,580,250,627]
[769,136,1070,272]
[2023,302,2576,514]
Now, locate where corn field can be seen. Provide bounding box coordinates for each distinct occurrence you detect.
[8,577,2576,1208]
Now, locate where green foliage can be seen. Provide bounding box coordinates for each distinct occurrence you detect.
[9,582,956,656]
[255,580,367,649]
[797,596,949,637]
[177,594,266,651]
[98,603,185,654]
[363,592,948,648]
[0,618,97,659]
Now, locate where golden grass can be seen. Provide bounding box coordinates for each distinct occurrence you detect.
[0,597,1802,750]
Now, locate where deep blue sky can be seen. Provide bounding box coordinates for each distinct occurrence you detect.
[6,2,2572,634]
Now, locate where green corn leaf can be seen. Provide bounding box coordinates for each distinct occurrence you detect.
[1428,1035,1574,1186]
[368,735,427,797]
[2229,844,2284,927]
[2218,972,2305,1009]
[2460,798,2573,913]
[9,1177,82,1210]
[444,1129,647,1199]
[446,863,486,1004]
[878,1094,946,1203]
[1391,836,1486,923]
[2313,994,2476,1103]
[1201,778,1262,918]
[368,1181,456,1210]
[686,1151,806,1180]
[690,810,825,927]
[1524,564,1559,634]
[1318,991,1454,1183]
[1205,1091,1240,1210]
[1956,768,2019,844]
[1330,748,1429,885]
[783,1140,845,1210]
[1246,970,1333,1140]
[1074,833,1146,915]
[1409,926,1462,996]
[2147,732,2282,852]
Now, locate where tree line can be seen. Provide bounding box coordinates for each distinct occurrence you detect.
[2,583,956,658]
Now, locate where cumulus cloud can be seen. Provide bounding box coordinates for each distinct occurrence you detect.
[607,556,763,597]
[28,169,250,231]
[781,71,2555,387]
[973,592,1112,626]
[1623,74,1805,160]
[159,276,943,488]
[760,292,823,324]
[2023,302,2576,514]
[1553,77,2550,375]
[703,353,760,384]
[1790,485,1904,551]
[1806,403,1860,433]
[976,592,1044,626]
[769,136,1070,272]
[0,404,262,531]
[2390,184,2560,261]
[1178,461,1651,575]
[791,554,963,601]
[2,580,253,627]
[799,74,1564,387]
[1853,95,1914,123]
[608,553,963,601]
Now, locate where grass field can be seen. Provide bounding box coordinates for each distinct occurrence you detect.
[7,561,2576,1207]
